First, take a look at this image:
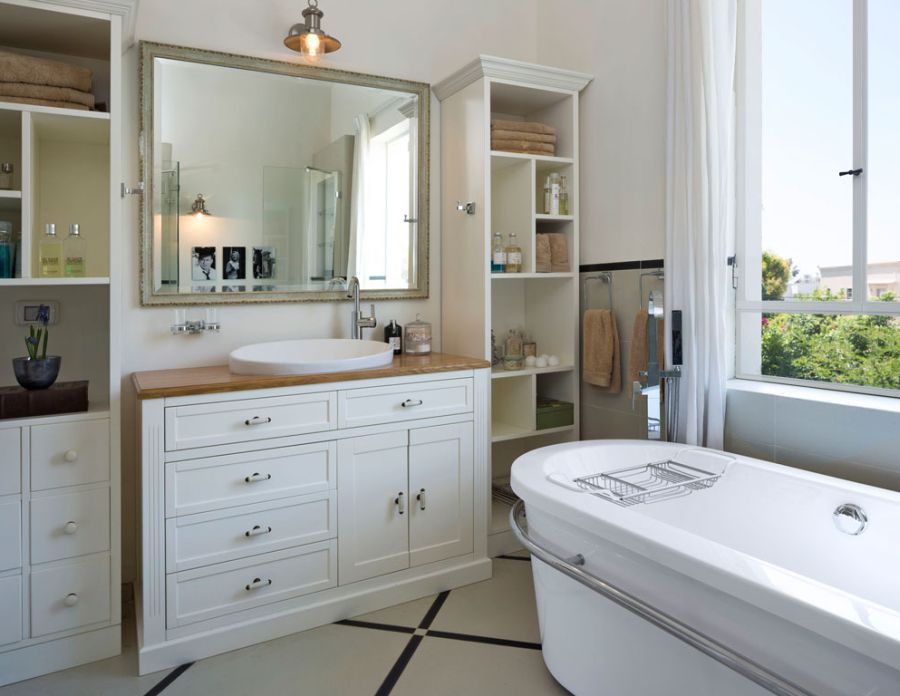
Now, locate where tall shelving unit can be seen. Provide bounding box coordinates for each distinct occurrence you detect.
[0,0,134,685]
[436,57,591,555]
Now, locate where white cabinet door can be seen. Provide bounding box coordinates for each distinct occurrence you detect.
[409,422,474,567]
[337,431,409,584]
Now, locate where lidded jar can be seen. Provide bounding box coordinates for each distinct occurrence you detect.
[403,314,432,355]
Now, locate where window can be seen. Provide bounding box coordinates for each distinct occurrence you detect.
[737,0,900,395]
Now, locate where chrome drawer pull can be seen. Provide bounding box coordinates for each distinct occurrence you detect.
[245,577,272,591]
[401,399,423,408]
[244,472,272,483]
[244,416,273,426]
[416,488,426,511]
[64,592,79,607]
[64,449,79,463]
[64,521,79,535]
[244,525,272,538]
[395,491,406,515]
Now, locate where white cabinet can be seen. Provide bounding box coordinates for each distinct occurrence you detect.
[137,367,490,674]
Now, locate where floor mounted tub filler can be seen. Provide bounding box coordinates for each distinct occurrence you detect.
[510,440,900,696]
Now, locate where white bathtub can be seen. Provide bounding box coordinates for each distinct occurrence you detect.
[510,440,900,696]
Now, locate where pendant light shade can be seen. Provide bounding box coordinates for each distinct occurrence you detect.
[284,0,341,60]
[191,193,210,216]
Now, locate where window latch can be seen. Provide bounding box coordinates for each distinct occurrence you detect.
[727,255,738,290]
[838,168,863,177]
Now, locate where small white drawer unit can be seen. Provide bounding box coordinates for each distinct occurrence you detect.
[136,361,491,674]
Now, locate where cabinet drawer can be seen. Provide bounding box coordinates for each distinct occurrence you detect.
[167,441,335,517]
[0,428,21,496]
[31,555,110,637]
[166,492,337,572]
[0,575,22,646]
[31,419,109,491]
[167,542,336,627]
[338,379,473,429]
[31,489,110,564]
[0,502,21,572]
[165,392,337,451]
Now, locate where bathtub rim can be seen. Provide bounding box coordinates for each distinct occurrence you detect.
[510,438,900,673]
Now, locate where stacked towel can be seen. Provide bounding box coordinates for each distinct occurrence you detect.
[583,309,621,393]
[535,234,551,273]
[491,118,556,155]
[0,50,94,111]
[547,233,569,272]
[628,309,666,387]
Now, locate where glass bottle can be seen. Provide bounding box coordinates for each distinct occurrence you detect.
[491,231,506,273]
[505,231,522,273]
[0,163,12,190]
[559,175,569,216]
[543,176,551,214]
[549,172,561,216]
[0,222,11,278]
[64,223,86,277]
[39,223,62,277]
[504,329,523,357]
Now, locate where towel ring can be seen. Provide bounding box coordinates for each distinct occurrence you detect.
[582,272,613,310]
[639,270,664,311]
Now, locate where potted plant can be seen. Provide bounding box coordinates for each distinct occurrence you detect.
[13,305,60,390]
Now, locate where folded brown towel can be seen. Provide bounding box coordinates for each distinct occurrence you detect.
[491,139,555,155]
[0,95,89,111]
[491,118,556,136]
[628,310,666,386]
[535,234,551,273]
[584,310,621,392]
[491,129,557,145]
[0,50,92,93]
[0,82,94,108]
[548,233,569,272]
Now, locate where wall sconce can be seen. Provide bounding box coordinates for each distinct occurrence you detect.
[284,0,341,60]
[191,193,210,216]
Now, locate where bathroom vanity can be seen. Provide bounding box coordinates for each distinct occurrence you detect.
[133,353,490,673]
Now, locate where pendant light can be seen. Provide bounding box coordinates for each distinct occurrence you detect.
[284,0,341,60]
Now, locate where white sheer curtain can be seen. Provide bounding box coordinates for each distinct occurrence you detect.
[664,0,736,448]
[347,113,370,281]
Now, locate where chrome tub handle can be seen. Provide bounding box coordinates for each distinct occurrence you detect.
[509,500,814,696]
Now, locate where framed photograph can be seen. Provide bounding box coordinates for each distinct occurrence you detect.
[252,247,276,279]
[223,246,246,280]
[191,246,217,281]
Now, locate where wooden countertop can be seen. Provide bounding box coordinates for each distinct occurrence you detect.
[132,352,491,400]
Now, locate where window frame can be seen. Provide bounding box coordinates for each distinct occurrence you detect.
[735,0,900,398]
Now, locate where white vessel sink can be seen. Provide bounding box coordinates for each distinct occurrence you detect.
[229,339,395,376]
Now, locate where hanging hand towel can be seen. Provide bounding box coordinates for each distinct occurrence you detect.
[628,309,666,387]
[583,309,621,393]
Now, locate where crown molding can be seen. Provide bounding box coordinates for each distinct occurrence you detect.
[434,54,593,101]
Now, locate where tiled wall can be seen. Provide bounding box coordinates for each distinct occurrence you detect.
[725,383,900,492]
[580,262,664,441]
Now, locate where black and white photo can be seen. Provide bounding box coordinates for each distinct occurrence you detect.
[252,246,276,279]
[191,246,217,281]
[223,246,246,280]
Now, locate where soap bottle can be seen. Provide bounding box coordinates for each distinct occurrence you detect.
[505,231,522,273]
[39,223,62,277]
[384,319,402,355]
[543,176,551,214]
[559,175,569,216]
[491,231,506,273]
[549,172,561,215]
[0,222,11,278]
[64,223,86,277]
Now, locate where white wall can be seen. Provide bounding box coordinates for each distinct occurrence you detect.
[537,0,667,264]
[118,0,539,582]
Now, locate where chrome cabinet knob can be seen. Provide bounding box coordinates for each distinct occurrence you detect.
[244,472,272,483]
[395,492,406,515]
[64,521,79,535]
[245,577,272,591]
[833,503,867,535]
[64,450,79,463]
[64,592,79,607]
[401,399,423,408]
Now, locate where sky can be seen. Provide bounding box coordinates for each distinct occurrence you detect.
[761,0,900,282]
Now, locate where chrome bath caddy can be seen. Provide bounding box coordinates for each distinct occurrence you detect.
[574,459,721,506]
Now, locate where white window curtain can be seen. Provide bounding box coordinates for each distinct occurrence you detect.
[664,0,736,448]
[347,113,370,281]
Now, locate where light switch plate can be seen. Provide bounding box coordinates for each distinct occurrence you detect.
[15,300,60,326]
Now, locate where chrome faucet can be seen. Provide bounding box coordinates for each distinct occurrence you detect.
[347,276,376,339]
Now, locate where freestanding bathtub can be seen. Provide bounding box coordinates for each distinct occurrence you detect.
[510,440,900,696]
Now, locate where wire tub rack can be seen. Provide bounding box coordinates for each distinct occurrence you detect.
[574,459,722,506]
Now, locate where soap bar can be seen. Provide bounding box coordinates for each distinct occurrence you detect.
[0,380,89,420]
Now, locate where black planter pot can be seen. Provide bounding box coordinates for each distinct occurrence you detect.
[13,356,61,390]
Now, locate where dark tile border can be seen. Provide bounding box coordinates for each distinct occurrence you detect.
[143,662,193,696]
[425,629,542,651]
[418,591,450,629]
[336,619,416,635]
[580,258,664,273]
[374,635,424,696]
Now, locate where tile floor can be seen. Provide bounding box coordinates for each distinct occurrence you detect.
[0,553,571,696]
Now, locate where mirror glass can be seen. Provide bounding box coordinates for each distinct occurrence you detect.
[141,43,429,304]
